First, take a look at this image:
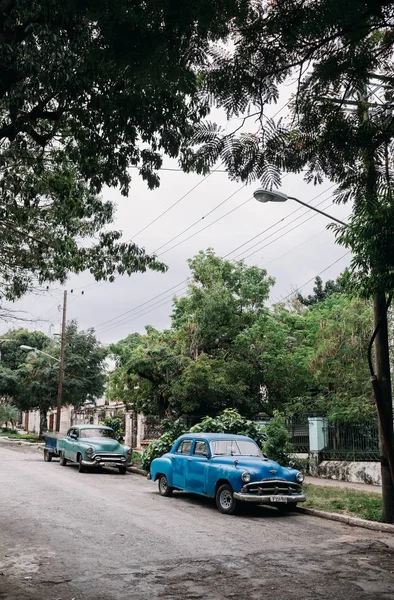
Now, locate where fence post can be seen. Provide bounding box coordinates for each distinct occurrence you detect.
[308,416,327,476]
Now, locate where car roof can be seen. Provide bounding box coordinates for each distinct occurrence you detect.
[71,425,113,431]
[176,433,254,442]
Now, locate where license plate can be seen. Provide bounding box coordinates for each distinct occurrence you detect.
[270,496,287,503]
[103,462,118,467]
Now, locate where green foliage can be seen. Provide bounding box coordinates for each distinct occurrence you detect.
[0,322,107,433]
[0,0,252,299]
[297,272,350,306]
[303,484,382,523]
[141,419,187,471]
[0,403,19,428]
[102,417,124,436]
[190,409,266,448]
[262,411,294,466]
[109,251,305,419]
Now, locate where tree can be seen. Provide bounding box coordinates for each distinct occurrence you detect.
[190,1,394,522]
[0,403,19,429]
[108,328,185,419]
[285,295,375,421]
[109,250,308,419]
[0,0,252,299]
[1,322,107,433]
[297,272,350,306]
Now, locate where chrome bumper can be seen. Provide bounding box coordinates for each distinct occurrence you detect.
[233,492,306,504]
[81,459,130,467]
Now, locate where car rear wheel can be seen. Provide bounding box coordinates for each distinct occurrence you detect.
[118,466,127,475]
[158,474,173,497]
[59,453,67,466]
[216,484,237,515]
[44,449,52,462]
[78,455,86,473]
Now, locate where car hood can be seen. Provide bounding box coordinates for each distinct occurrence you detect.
[79,438,125,452]
[210,455,298,481]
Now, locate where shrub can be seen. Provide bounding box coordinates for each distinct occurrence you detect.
[190,409,266,448]
[262,411,295,466]
[141,419,187,471]
[142,409,266,471]
[102,416,123,435]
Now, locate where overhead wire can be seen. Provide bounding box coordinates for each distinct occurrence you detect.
[94,188,344,335]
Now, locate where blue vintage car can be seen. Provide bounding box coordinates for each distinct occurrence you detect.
[149,433,305,514]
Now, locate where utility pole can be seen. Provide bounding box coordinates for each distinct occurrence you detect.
[360,83,394,522]
[55,290,67,433]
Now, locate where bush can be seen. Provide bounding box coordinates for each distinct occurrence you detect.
[141,419,187,471]
[190,409,266,448]
[142,409,266,471]
[262,411,295,466]
[102,416,123,435]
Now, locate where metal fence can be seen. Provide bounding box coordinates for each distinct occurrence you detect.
[322,421,380,461]
[285,417,310,453]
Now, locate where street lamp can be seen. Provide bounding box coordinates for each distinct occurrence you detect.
[20,345,63,432]
[253,188,347,227]
[254,186,394,514]
[20,345,61,363]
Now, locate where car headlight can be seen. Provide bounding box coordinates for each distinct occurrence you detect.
[86,447,94,458]
[241,471,251,483]
[296,471,304,483]
[126,447,132,456]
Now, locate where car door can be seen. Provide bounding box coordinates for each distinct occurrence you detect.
[172,440,192,490]
[185,440,209,494]
[64,428,76,460]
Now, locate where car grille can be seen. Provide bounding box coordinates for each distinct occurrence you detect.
[92,453,126,462]
[242,479,302,495]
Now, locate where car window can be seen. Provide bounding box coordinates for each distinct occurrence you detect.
[176,440,192,455]
[194,441,208,456]
[79,428,115,439]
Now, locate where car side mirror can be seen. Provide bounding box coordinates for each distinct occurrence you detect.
[117,436,124,443]
[203,452,209,458]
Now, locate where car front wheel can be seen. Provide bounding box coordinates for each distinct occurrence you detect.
[59,453,67,466]
[158,474,173,497]
[118,466,127,475]
[216,484,237,515]
[78,456,86,473]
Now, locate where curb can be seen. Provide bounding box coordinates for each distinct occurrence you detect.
[129,466,148,476]
[296,506,394,534]
[117,466,394,533]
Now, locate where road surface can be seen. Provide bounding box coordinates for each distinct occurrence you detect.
[1,442,394,600]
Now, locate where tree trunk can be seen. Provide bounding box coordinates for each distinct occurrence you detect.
[39,409,48,435]
[374,292,394,523]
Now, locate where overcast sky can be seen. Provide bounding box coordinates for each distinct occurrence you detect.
[1,95,353,345]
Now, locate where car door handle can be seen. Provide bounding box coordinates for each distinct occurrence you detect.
[187,458,192,461]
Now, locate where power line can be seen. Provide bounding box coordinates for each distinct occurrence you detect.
[158,196,252,257]
[129,163,224,241]
[224,184,336,260]
[94,191,343,335]
[280,252,351,301]
[234,196,337,262]
[94,279,189,331]
[153,184,246,254]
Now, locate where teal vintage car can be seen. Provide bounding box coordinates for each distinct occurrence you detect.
[57,425,132,474]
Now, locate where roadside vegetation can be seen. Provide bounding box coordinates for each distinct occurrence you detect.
[303,484,382,522]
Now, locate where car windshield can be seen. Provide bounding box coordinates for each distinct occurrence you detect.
[79,428,115,439]
[210,439,262,457]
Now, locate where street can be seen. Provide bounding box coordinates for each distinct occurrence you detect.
[1,443,394,600]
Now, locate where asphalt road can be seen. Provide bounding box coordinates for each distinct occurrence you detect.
[1,443,394,600]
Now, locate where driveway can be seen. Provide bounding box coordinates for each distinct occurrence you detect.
[1,443,394,600]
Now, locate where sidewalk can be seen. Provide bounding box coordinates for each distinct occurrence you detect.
[305,475,382,494]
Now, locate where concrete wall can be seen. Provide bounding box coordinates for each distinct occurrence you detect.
[317,460,381,486]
